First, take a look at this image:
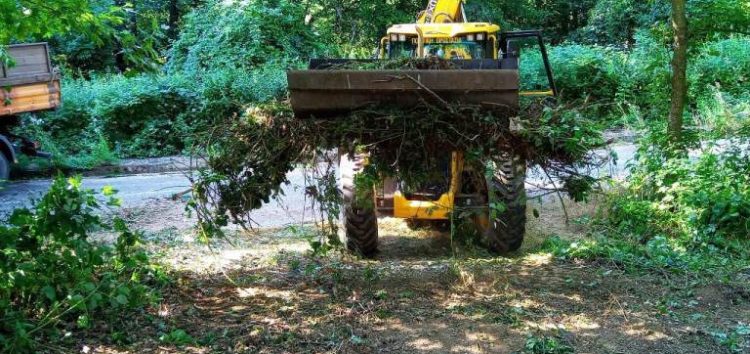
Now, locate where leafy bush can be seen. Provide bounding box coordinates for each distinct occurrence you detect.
[523,44,618,101]
[522,35,750,125]
[167,0,325,74]
[694,88,750,138]
[609,138,750,243]
[19,64,288,164]
[583,124,750,275]
[570,0,656,46]
[16,75,190,159]
[0,176,162,351]
[689,37,750,99]
[91,74,193,157]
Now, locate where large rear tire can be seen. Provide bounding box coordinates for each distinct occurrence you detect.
[339,152,378,256]
[0,153,10,182]
[480,152,527,253]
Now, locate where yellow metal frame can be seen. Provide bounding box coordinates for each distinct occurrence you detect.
[391,152,464,219]
[388,22,500,39]
[521,90,555,97]
[417,0,464,24]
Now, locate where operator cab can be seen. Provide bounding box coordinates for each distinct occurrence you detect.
[384,23,501,60]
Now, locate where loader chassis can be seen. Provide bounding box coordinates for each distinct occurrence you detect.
[287,0,557,255]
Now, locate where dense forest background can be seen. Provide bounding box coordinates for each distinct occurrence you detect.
[0,0,747,165]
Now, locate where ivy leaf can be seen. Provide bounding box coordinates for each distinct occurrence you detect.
[41,286,56,301]
[115,294,128,305]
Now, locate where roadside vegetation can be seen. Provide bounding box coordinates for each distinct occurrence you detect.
[0,176,164,351]
[1,0,749,352]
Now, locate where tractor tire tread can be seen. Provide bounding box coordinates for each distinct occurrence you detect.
[339,152,378,256]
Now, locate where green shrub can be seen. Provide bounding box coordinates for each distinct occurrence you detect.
[690,37,750,99]
[570,0,657,46]
[522,44,625,102]
[694,88,750,137]
[0,176,162,351]
[607,132,750,249]
[167,0,325,74]
[522,35,750,126]
[91,74,193,157]
[21,65,289,163]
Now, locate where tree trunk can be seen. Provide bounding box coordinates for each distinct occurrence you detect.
[168,0,180,40]
[113,0,127,72]
[668,0,688,146]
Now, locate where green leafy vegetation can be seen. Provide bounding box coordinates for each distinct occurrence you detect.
[523,333,574,354]
[522,34,750,124]
[2,0,746,169]
[0,176,162,351]
[2,0,750,352]
[540,133,750,275]
[14,67,287,165]
[166,0,326,74]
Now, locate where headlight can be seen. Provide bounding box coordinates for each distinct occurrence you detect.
[466,34,475,41]
[399,34,407,42]
[476,33,485,41]
[391,34,398,42]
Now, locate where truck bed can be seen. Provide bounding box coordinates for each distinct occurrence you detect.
[1,43,61,117]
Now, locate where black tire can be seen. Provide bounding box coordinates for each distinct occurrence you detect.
[339,152,378,256]
[0,152,10,182]
[480,152,527,253]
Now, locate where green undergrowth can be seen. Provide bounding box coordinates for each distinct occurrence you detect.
[14,66,288,170]
[539,233,749,277]
[539,122,750,277]
[522,35,750,126]
[0,176,165,352]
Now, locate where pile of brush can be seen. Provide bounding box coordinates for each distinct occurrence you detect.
[190,59,606,238]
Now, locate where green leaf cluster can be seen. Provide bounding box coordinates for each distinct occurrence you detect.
[0,176,161,351]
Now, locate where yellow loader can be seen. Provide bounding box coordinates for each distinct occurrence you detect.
[287,0,557,255]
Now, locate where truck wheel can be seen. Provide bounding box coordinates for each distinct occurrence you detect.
[0,152,9,181]
[479,152,527,253]
[339,152,378,256]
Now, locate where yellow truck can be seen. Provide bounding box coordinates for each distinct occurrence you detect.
[288,0,557,255]
[0,43,60,180]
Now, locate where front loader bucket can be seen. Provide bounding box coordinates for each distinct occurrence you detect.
[287,69,519,119]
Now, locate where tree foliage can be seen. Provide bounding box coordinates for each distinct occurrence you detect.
[0,0,113,44]
[167,0,325,73]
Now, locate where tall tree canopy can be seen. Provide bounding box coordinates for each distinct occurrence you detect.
[0,0,115,45]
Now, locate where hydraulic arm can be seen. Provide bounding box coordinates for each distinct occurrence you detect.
[417,0,466,23]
